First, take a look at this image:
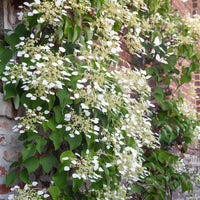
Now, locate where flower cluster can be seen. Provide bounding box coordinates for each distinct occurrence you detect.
[9,182,49,200]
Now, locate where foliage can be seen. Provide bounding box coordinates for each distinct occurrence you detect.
[0,0,200,199]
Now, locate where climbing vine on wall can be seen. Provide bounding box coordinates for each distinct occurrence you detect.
[0,0,200,199]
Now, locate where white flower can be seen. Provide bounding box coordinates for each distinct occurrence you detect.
[35,54,41,60]
[64,166,70,171]
[59,47,66,52]
[55,0,62,7]
[19,37,25,40]
[71,160,77,165]
[56,124,62,129]
[81,103,89,109]
[66,126,71,131]
[106,163,112,168]
[107,41,112,46]
[17,11,23,20]
[37,190,44,195]
[77,83,84,89]
[72,71,78,76]
[72,173,80,179]
[62,157,69,160]
[74,93,80,98]
[154,36,162,46]
[44,194,50,198]
[26,93,32,98]
[28,12,33,16]
[35,0,40,4]
[86,40,93,45]
[84,110,90,116]
[17,51,25,57]
[42,80,48,85]
[64,114,71,121]
[36,106,42,111]
[32,181,38,186]
[37,18,45,23]
[33,9,39,14]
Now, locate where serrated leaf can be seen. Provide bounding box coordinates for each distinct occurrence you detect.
[4,33,20,51]
[22,143,36,161]
[49,186,60,200]
[53,171,68,189]
[6,171,18,187]
[49,131,63,150]
[40,154,58,173]
[60,151,75,163]
[3,83,17,100]
[13,95,20,109]
[24,157,39,173]
[72,177,83,193]
[0,47,13,64]
[64,134,82,150]
[153,93,163,103]
[36,137,47,154]
[53,106,64,123]
[47,118,57,131]
[72,25,82,42]
[64,19,72,35]
[56,88,71,110]
[19,168,29,183]
[68,27,73,42]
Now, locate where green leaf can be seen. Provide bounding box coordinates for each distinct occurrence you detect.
[60,150,76,163]
[181,181,187,193]
[56,88,71,110]
[169,132,178,143]
[49,186,60,200]
[53,171,68,189]
[48,94,55,110]
[64,133,82,150]
[40,154,58,173]
[19,168,29,183]
[0,47,13,64]
[47,118,57,131]
[4,33,20,51]
[180,75,186,85]
[13,95,20,109]
[153,93,163,103]
[49,131,63,150]
[84,27,93,41]
[6,171,18,187]
[53,106,64,123]
[164,125,172,133]
[158,150,169,164]
[24,157,39,173]
[64,19,72,35]
[58,28,64,42]
[68,27,74,42]
[36,137,47,154]
[22,144,36,161]
[3,83,17,100]
[15,24,29,37]
[72,177,83,193]
[71,25,78,42]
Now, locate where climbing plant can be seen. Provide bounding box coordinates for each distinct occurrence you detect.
[0,0,200,199]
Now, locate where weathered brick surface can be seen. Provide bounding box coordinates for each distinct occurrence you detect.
[0,93,23,199]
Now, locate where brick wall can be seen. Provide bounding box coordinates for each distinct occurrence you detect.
[0,94,22,200]
[171,1,200,199]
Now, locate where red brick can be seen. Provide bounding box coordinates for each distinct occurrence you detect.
[0,122,9,130]
[3,151,21,162]
[0,184,10,194]
[0,166,7,177]
[0,135,6,146]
